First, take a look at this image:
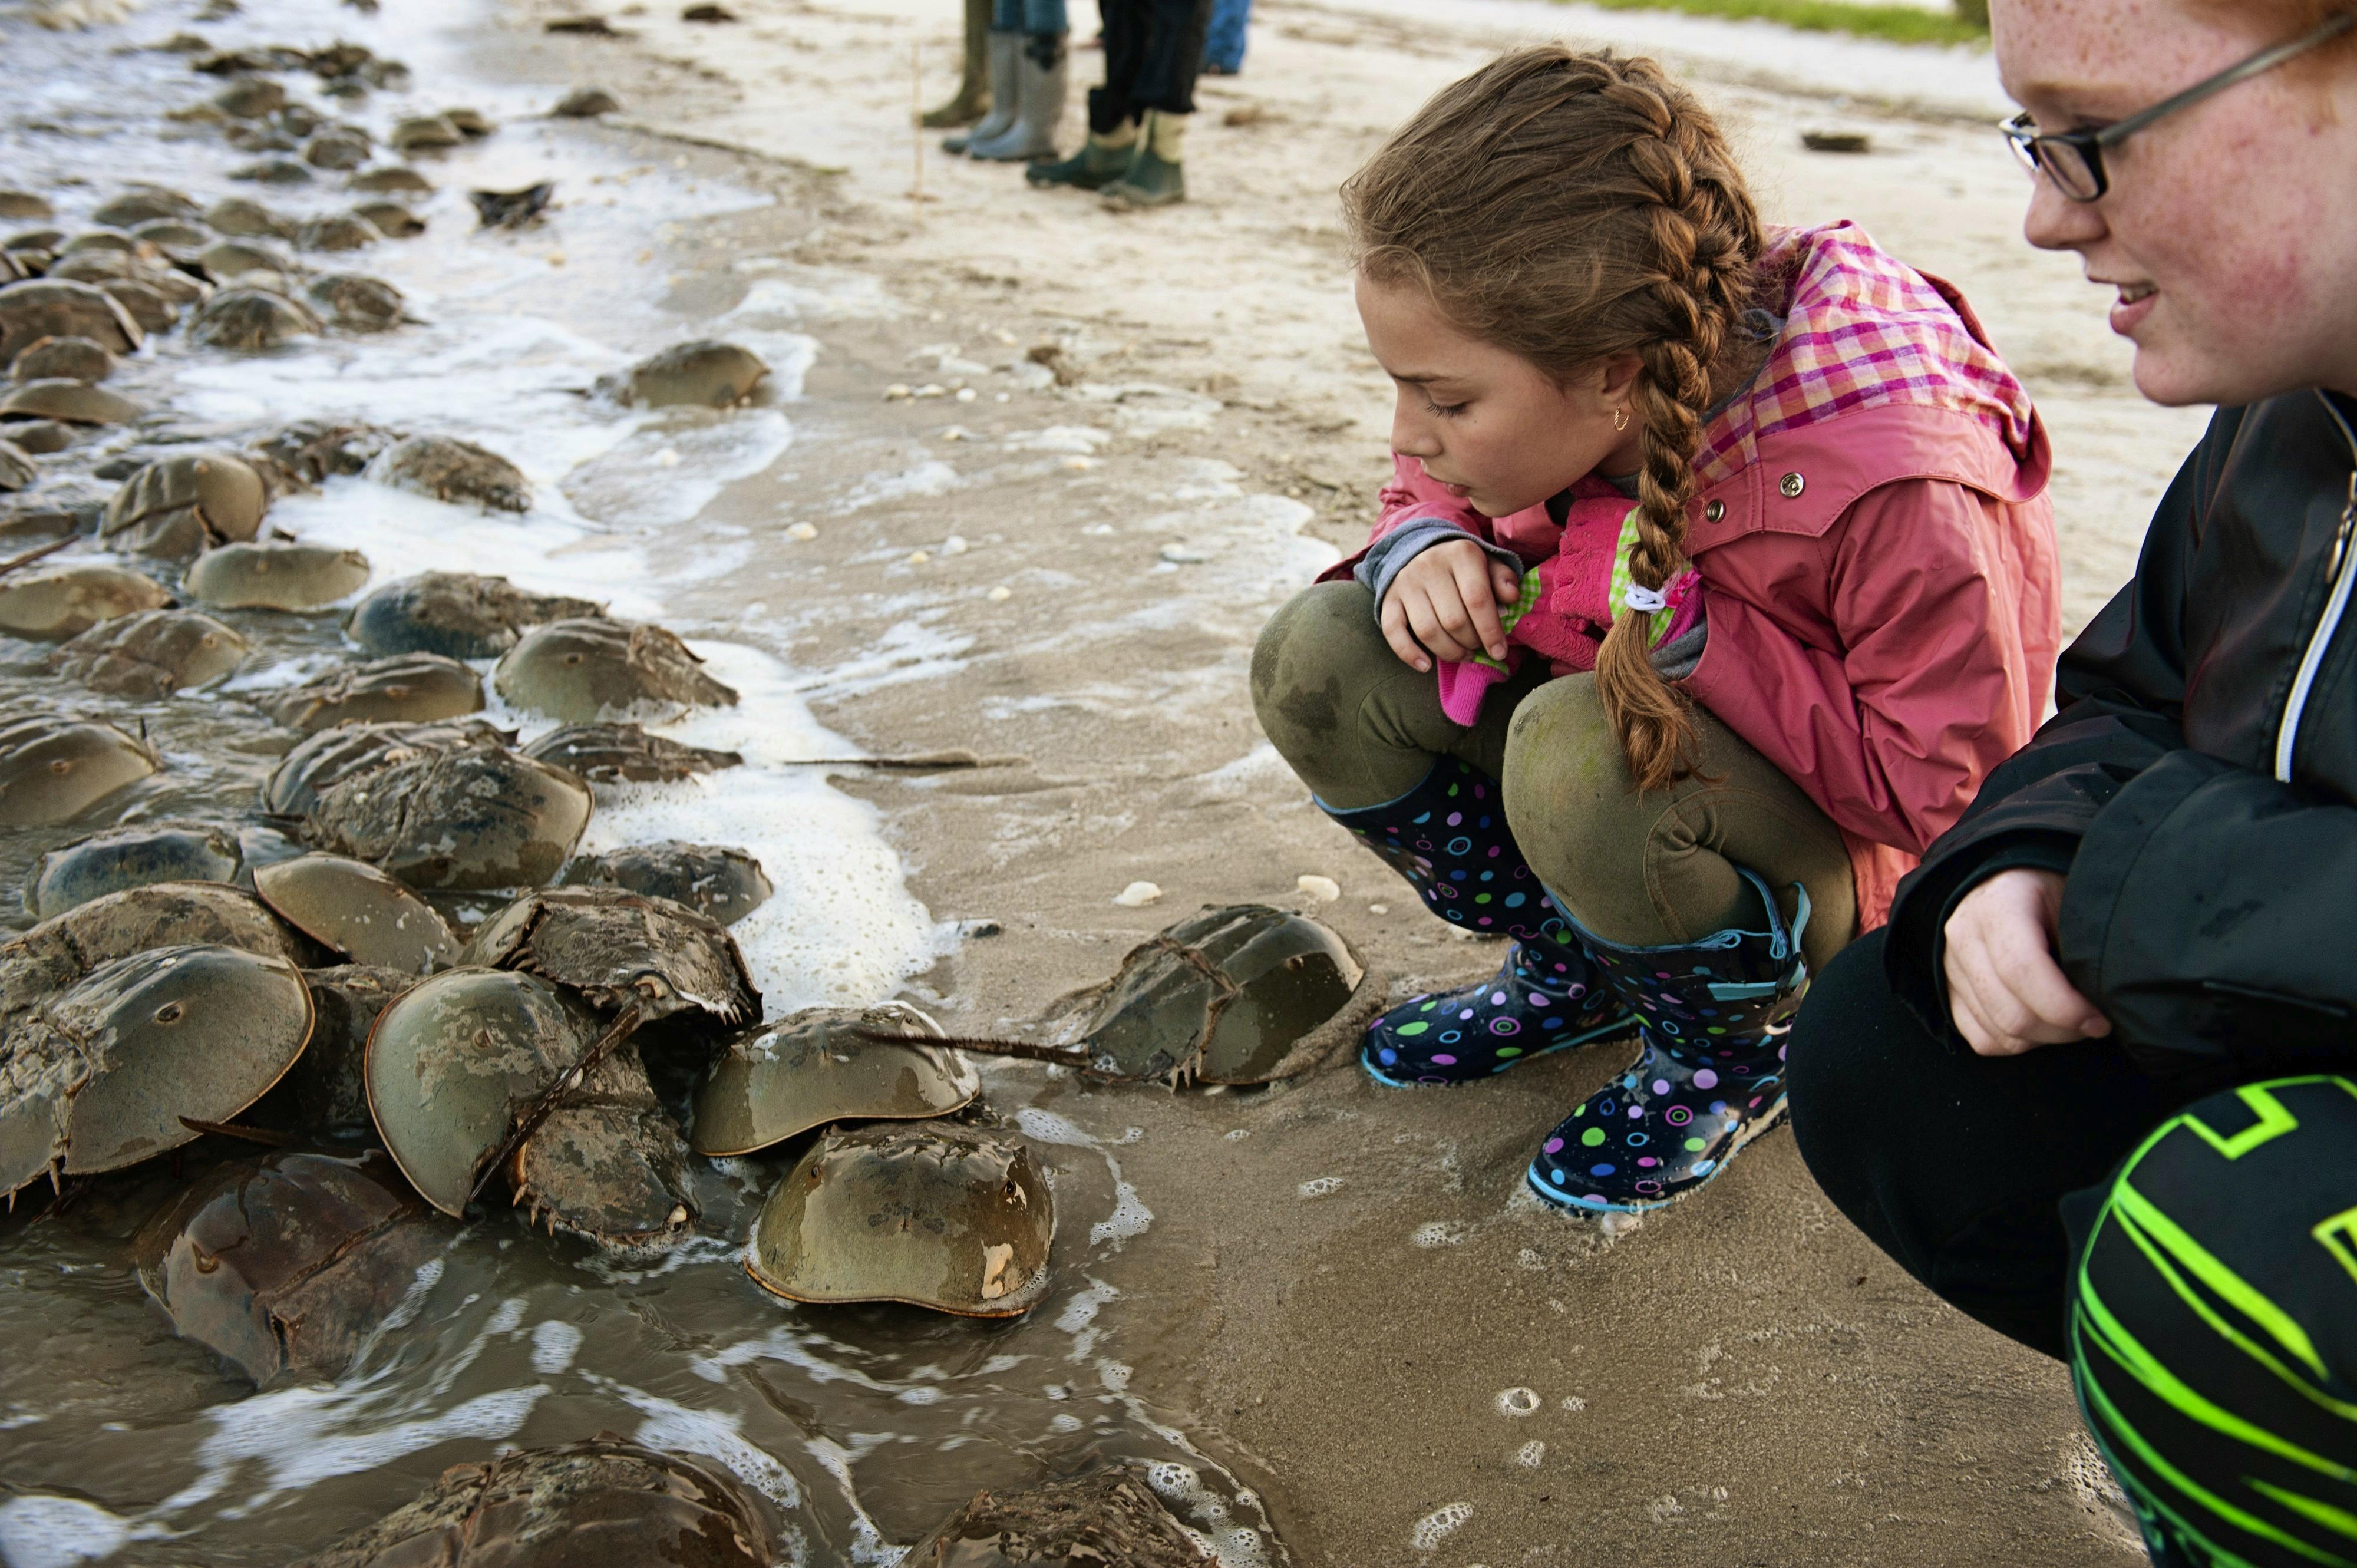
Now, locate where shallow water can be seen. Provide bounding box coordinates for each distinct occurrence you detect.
[0,1,1282,1559]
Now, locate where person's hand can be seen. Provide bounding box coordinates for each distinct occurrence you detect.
[1941,868,2112,1057]
[1380,539,1521,673]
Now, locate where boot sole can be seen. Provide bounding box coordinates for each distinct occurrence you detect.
[1359,1012,1636,1090]
[1523,1095,1790,1215]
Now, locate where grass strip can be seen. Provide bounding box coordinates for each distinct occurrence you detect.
[1556,0,1988,47]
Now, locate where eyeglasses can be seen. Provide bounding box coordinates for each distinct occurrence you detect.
[2001,12,2355,202]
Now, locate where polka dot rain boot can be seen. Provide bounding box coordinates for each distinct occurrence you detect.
[1318,757,1632,1088]
[1526,867,1809,1214]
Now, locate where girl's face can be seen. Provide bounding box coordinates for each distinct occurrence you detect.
[1995,0,2357,405]
[1355,270,1643,519]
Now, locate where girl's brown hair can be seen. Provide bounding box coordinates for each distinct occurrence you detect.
[1341,45,1763,793]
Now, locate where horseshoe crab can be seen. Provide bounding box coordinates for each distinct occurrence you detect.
[345,572,600,659]
[100,451,269,557]
[295,213,381,253]
[184,540,371,610]
[0,942,313,1199]
[253,854,460,973]
[275,963,410,1128]
[0,440,30,493]
[364,435,530,512]
[302,129,371,170]
[58,230,142,258]
[130,219,210,253]
[601,340,768,408]
[252,652,484,732]
[214,77,287,119]
[463,886,758,1028]
[349,200,423,238]
[0,715,160,827]
[49,608,249,696]
[253,418,398,483]
[491,618,738,722]
[263,721,592,889]
[0,192,53,222]
[932,905,1380,1087]
[1,884,305,999]
[4,421,74,457]
[134,1147,444,1386]
[229,159,315,188]
[97,280,178,334]
[468,184,554,231]
[0,378,141,427]
[559,841,770,924]
[553,86,621,117]
[13,335,114,382]
[520,722,742,784]
[304,271,404,332]
[0,280,142,363]
[746,1123,1055,1317]
[903,1471,1214,1568]
[364,968,695,1249]
[91,187,200,227]
[692,1003,973,1157]
[22,821,243,919]
[197,237,292,280]
[203,196,290,239]
[0,563,173,639]
[388,114,462,153]
[189,287,322,351]
[346,166,433,195]
[287,1437,779,1568]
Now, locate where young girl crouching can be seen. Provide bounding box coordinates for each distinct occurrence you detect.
[1250,45,2061,1214]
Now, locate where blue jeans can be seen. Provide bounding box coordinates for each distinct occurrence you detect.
[992,0,1066,32]
[1201,0,1249,71]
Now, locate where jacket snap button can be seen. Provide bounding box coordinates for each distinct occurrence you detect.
[1779,471,1806,499]
[1704,499,1726,523]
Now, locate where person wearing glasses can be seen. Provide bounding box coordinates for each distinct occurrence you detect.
[1784,4,2357,1564]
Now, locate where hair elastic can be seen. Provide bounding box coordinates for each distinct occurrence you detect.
[1623,584,1668,615]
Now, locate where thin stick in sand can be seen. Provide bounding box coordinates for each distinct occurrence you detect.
[0,535,76,579]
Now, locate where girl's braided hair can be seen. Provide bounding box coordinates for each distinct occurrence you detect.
[1341,45,1764,793]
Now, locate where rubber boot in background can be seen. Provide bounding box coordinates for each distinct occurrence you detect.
[1526,866,1809,1214]
[921,0,995,128]
[968,31,1067,161]
[1101,107,1187,208]
[1319,757,1632,1088]
[1026,117,1136,189]
[943,31,1021,154]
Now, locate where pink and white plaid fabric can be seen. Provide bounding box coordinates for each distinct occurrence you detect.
[1693,221,2038,490]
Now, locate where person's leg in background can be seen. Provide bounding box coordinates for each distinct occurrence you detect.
[1028,0,1143,189]
[1200,0,1250,75]
[923,0,995,130]
[967,0,1069,161]
[1100,0,1211,208]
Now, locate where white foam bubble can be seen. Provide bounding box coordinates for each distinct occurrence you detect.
[1412,1221,1467,1249]
[0,1497,134,1568]
[1411,1501,1474,1552]
[622,1389,804,1509]
[1495,1387,1540,1418]
[1296,1176,1344,1200]
[1088,1180,1153,1249]
[1517,1441,1547,1468]
[530,1319,583,1374]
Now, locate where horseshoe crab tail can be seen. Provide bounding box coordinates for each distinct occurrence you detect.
[845,1025,1083,1067]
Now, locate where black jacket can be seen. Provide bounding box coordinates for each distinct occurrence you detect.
[1886,388,2357,1077]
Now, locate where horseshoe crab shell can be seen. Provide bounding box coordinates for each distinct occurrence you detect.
[349,200,423,238]
[296,213,382,253]
[271,964,411,1131]
[364,435,530,512]
[345,573,600,661]
[0,378,142,427]
[101,452,269,557]
[521,722,741,785]
[252,652,484,732]
[0,564,173,639]
[345,165,434,195]
[692,1003,975,1157]
[92,188,200,228]
[902,1470,1214,1568]
[286,1437,779,1568]
[254,418,398,483]
[302,130,372,170]
[131,220,211,253]
[0,715,160,827]
[197,237,292,281]
[23,821,243,919]
[48,608,249,696]
[491,617,738,722]
[388,114,462,153]
[0,280,143,364]
[557,841,770,924]
[0,943,313,1199]
[254,854,460,973]
[184,540,371,610]
[305,272,404,332]
[0,440,31,492]
[259,718,507,816]
[98,280,179,334]
[463,886,758,1026]
[746,1123,1055,1317]
[0,192,54,222]
[605,339,768,408]
[0,884,305,1011]
[12,335,114,382]
[134,1147,443,1386]
[189,287,323,351]
[203,197,291,239]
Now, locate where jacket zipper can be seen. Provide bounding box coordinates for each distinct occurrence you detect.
[2272,395,2357,784]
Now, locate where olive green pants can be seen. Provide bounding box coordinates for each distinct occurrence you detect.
[1250,582,1857,975]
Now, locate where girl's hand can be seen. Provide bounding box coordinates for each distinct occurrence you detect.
[1941,868,2112,1056]
[1380,539,1523,673]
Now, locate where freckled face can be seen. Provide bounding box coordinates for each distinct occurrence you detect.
[1995,0,2357,404]
[1354,270,1639,519]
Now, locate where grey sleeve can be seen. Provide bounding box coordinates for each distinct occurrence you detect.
[1354,519,1524,613]
[1650,600,1709,682]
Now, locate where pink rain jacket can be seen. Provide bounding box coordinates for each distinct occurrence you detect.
[1322,222,2062,929]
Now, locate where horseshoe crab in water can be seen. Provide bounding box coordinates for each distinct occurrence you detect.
[349,200,423,238]
[0,943,312,1200]
[48,608,249,696]
[12,335,114,383]
[558,840,771,924]
[253,854,460,973]
[0,279,143,363]
[345,165,433,194]
[928,904,1381,1087]
[363,434,530,512]
[97,280,179,334]
[345,571,600,659]
[252,652,484,732]
[0,378,142,427]
[304,271,405,332]
[0,439,29,493]
[553,85,621,117]
[22,821,243,920]
[1,884,306,1006]
[100,451,270,557]
[197,237,293,282]
[387,114,462,153]
[692,1003,974,1157]
[463,885,758,1029]
[3,421,74,458]
[183,540,371,610]
[0,563,173,639]
[520,721,741,784]
[263,721,593,889]
[134,1147,444,1386]
[91,187,200,228]
[491,617,740,722]
[130,219,210,253]
[286,1437,780,1568]
[229,159,314,189]
[302,128,372,170]
[203,196,290,238]
[0,191,54,222]
[213,77,286,119]
[253,417,399,483]
[468,184,552,230]
[364,968,696,1249]
[295,213,382,253]
[902,1470,1216,1568]
[188,287,323,351]
[0,716,161,828]
[600,339,768,408]
[747,1123,1055,1317]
